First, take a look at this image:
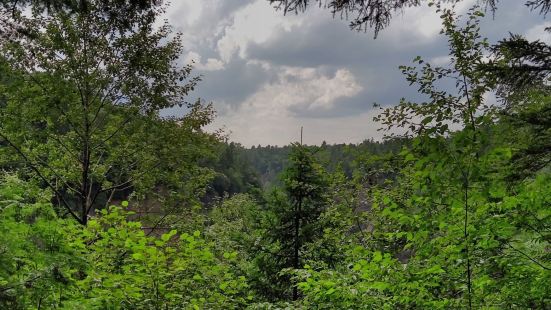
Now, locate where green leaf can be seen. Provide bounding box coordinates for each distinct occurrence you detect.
[425,265,445,274]
[370,282,389,291]
[421,116,433,125]
[325,288,336,295]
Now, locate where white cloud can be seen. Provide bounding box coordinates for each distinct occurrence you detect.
[203,58,225,71]
[168,0,246,50]
[208,66,363,146]
[430,55,452,66]
[184,51,225,71]
[387,0,477,44]
[216,0,303,62]
[526,22,551,43]
[247,67,362,113]
[209,108,384,147]
[172,0,203,26]
[163,0,544,146]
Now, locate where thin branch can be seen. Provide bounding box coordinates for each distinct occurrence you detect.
[506,240,550,270]
[104,188,116,209]
[48,133,82,164]
[93,113,134,150]
[0,275,41,294]
[98,161,162,194]
[0,131,83,224]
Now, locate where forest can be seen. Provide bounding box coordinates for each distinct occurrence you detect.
[0,0,549,309]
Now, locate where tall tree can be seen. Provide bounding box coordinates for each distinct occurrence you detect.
[371,4,550,308]
[0,0,217,225]
[264,141,329,300]
[481,32,551,179]
[291,4,549,308]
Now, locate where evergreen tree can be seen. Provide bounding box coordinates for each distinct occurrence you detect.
[269,0,551,36]
[265,142,329,301]
[483,31,551,179]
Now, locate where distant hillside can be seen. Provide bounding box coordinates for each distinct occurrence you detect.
[242,138,408,188]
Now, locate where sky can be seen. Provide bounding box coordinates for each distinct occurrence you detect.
[161,0,550,147]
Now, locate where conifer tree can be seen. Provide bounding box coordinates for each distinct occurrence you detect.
[268,141,329,300]
[269,0,551,36]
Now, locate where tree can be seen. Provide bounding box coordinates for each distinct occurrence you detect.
[290,4,550,308]
[374,5,498,307]
[487,33,551,93]
[207,142,262,200]
[269,0,551,36]
[0,0,158,15]
[488,83,551,180]
[0,174,82,309]
[0,0,217,225]
[482,32,551,179]
[262,142,329,301]
[370,4,550,308]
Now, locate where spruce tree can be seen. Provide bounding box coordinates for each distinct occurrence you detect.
[268,141,329,301]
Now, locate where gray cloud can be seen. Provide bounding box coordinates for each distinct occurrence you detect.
[163,0,549,146]
[194,58,274,112]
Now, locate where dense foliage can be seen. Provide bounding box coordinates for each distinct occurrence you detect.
[0,176,250,309]
[0,0,549,309]
[0,0,218,227]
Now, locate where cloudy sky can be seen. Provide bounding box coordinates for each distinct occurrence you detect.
[161,0,549,146]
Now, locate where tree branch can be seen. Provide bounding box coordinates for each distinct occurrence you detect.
[0,130,83,224]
